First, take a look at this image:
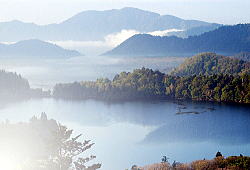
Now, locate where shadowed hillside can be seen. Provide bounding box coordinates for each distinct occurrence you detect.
[0,39,82,57]
[104,24,250,57]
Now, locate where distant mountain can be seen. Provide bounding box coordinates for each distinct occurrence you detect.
[0,39,82,57]
[0,7,219,42]
[103,24,250,57]
[171,53,250,76]
[169,23,221,38]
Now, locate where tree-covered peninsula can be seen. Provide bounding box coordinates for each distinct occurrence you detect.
[53,53,250,104]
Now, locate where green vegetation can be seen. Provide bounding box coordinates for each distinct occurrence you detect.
[133,155,250,170]
[53,53,250,104]
[53,68,166,101]
[164,74,250,103]
[53,67,250,104]
[171,53,250,76]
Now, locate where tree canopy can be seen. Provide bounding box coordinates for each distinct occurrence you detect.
[53,67,250,104]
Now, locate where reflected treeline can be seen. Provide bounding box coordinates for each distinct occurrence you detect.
[0,70,50,100]
[0,113,101,170]
[142,111,250,145]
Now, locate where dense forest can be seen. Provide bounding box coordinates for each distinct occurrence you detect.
[104,24,250,57]
[171,53,250,76]
[53,67,250,104]
[0,70,50,99]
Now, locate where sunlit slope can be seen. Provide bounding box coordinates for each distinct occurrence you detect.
[171,52,250,76]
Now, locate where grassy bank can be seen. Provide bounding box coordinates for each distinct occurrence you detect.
[131,155,250,170]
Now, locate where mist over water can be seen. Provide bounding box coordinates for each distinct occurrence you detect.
[0,55,184,90]
[0,3,249,170]
[0,38,249,170]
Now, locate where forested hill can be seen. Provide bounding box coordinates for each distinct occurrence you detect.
[171,53,250,76]
[103,24,250,57]
[0,70,30,97]
[0,70,49,99]
[53,68,250,104]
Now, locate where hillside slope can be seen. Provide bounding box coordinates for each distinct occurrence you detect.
[0,39,82,57]
[104,24,250,57]
[171,53,250,76]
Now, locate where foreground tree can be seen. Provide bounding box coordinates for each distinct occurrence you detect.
[0,113,101,170]
[47,122,101,170]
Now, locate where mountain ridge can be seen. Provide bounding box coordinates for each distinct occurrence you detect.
[0,7,220,42]
[103,24,250,57]
[0,39,82,57]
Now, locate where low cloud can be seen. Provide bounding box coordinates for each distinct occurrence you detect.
[148,29,183,36]
[104,28,183,47]
[0,29,184,55]
[104,29,140,47]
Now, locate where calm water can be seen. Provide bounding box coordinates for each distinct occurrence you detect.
[0,98,249,170]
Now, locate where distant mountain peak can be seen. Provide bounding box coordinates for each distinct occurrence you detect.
[0,39,82,57]
[0,7,219,42]
[120,7,160,15]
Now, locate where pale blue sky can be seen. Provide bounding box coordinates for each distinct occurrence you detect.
[0,0,249,25]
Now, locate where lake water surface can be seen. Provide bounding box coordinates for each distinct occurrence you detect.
[0,98,249,170]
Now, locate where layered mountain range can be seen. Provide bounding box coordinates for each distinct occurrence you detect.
[0,7,219,42]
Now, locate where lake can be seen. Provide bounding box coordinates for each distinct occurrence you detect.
[0,98,249,170]
[0,55,249,169]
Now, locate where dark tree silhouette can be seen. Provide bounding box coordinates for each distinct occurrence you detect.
[216,151,223,157]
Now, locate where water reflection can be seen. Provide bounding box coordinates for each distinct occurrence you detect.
[0,99,249,169]
[143,113,250,145]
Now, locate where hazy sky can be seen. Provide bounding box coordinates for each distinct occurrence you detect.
[0,0,249,25]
